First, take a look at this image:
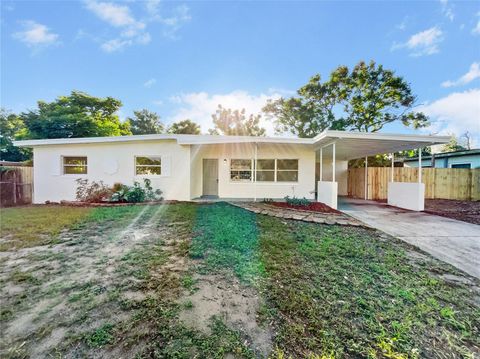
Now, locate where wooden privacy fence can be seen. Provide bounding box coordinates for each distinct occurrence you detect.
[348,167,480,201]
[0,166,33,207]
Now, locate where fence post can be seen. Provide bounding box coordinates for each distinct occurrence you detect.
[13,171,17,205]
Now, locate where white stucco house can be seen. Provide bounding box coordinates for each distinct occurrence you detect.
[14,130,449,211]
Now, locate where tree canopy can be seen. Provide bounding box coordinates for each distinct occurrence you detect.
[127,109,164,135]
[441,135,467,153]
[20,91,131,139]
[0,109,30,162]
[167,119,201,134]
[209,105,266,136]
[263,60,429,137]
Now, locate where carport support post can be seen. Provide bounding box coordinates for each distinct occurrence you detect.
[364,156,368,200]
[391,153,394,182]
[332,142,336,182]
[418,148,422,183]
[254,143,258,202]
[319,148,323,181]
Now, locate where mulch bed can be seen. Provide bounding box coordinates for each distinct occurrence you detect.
[269,201,341,214]
[424,199,480,225]
[57,200,178,207]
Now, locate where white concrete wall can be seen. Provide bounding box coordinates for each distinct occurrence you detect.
[317,181,338,209]
[190,143,316,200]
[33,140,191,203]
[387,182,425,211]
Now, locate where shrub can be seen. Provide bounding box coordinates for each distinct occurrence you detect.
[75,178,113,203]
[284,195,310,207]
[110,178,163,203]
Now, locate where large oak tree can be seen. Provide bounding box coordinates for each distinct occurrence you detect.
[263,60,429,137]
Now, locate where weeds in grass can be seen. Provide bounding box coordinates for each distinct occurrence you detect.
[0,206,92,250]
[257,215,480,357]
[85,323,114,348]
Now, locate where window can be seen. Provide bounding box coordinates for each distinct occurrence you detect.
[230,159,252,181]
[135,156,161,175]
[451,163,471,169]
[276,159,298,182]
[256,159,275,182]
[63,156,87,174]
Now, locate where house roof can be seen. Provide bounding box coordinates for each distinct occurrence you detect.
[14,130,450,161]
[402,148,480,162]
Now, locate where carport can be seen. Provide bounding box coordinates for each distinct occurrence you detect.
[313,131,450,210]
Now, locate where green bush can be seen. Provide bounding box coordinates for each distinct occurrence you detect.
[110,178,163,203]
[284,195,310,207]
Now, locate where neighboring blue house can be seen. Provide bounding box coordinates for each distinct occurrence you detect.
[402,149,480,169]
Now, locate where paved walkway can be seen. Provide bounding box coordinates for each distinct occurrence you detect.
[230,202,364,227]
[338,198,480,279]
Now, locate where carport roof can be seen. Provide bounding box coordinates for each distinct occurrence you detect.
[312,131,450,161]
[14,130,449,160]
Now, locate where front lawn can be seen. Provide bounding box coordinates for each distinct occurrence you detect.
[0,203,478,358]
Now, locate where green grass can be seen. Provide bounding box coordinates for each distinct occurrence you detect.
[257,215,480,358]
[85,323,115,348]
[191,202,264,284]
[2,202,478,358]
[0,205,92,250]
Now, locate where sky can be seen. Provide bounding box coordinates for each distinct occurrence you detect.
[1,0,479,144]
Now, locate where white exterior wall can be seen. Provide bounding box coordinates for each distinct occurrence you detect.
[190,143,316,200]
[33,140,191,203]
[387,182,425,211]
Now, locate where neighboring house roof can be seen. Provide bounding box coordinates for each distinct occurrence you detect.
[14,130,450,161]
[403,149,480,162]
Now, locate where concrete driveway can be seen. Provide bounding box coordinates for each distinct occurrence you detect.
[339,197,480,279]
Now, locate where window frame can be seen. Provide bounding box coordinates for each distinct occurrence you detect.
[230,159,253,182]
[62,156,88,175]
[229,158,299,183]
[275,159,299,182]
[135,155,162,176]
[255,159,276,182]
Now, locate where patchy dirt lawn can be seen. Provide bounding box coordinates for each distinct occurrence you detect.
[424,199,480,225]
[0,203,479,358]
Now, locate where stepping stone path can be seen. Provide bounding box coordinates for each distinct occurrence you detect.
[229,202,366,227]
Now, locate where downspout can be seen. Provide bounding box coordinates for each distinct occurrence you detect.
[253,142,257,202]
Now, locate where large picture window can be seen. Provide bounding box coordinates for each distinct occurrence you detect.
[230,159,252,181]
[230,158,299,182]
[135,156,162,175]
[276,159,298,182]
[63,156,87,174]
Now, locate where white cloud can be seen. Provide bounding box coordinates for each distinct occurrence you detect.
[419,89,480,146]
[167,90,284,135]
[85,0,136,27]
[144,1,191,39]
[442,62,480,87]
[392,26,443,56]
[84,0,190,52]
[101,38,132,52]
[12,20,59,48]
[440,0,454,21]
[144,78,156,88]
[84,0,149,52]
[473,18,480,35]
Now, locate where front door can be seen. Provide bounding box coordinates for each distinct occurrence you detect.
[202,159,218,197]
